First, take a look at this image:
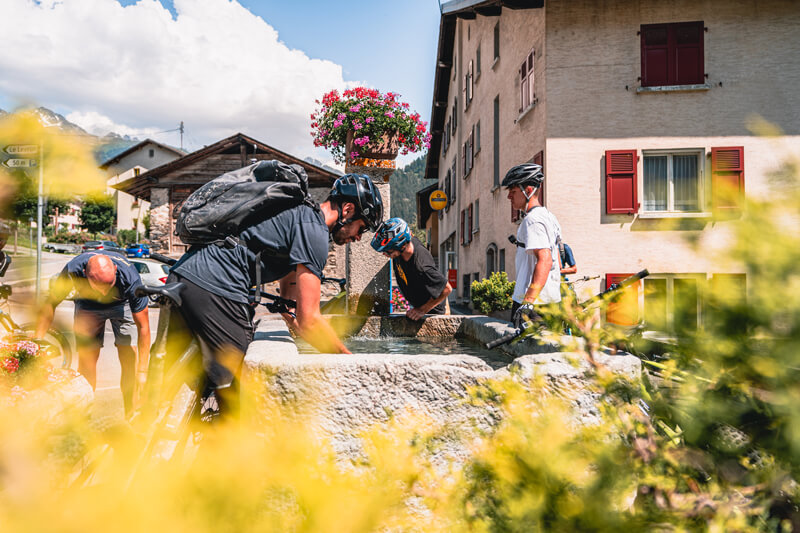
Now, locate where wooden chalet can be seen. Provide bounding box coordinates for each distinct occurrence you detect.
[114,132,339,255]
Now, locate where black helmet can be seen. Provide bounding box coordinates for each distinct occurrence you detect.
[501,163,544,189]
[329,174,384,231]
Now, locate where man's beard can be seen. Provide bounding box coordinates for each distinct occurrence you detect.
[331,226,349,245]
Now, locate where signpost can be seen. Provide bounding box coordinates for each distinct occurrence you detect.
[3,144,39,156]
[2,158,38,168]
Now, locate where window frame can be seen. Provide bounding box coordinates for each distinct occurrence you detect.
[518,49,535,114]
[643,273,706,332]
[473,199,479,234]
[640,148,706,215]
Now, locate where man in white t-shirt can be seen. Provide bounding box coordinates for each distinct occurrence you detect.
[503,163,562,328]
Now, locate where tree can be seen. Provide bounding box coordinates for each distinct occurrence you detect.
[4,169,70,224]
[79,194,115,236]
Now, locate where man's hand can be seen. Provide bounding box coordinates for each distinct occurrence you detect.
[406,307,426,321]
[513,302,537,329]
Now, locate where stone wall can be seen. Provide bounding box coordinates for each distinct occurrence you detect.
[148,187,170,253]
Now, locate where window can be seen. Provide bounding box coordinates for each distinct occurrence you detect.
[461,206,473,245]
[451,160,457,201]
[606,147,743,216]
[473,200,479,233]
[643,150,703,213]
[476,44,481,78]
[486,243,497,277]
[444,173,451,211]
[493,96,500,188]
[605,273,643,326]
[519,49,535,113]
[463,129,474,177]
[452,99,458,133]
[499,248,505,272]
[443,116,451,153]
[148,149,155,157]
[475,121,481,154]
[463,274,472,300]
[640,21,704,87]
[464,60,474,110]
[468,203,473,239]
[493,23,500,61]
[643,275,704,332]
[133,167,141,177]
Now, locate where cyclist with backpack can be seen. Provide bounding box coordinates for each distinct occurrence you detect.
[371,217,452,319]
[168,164,383,415]
[504,163,563,329]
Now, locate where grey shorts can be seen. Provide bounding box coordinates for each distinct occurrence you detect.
[74,304,137,348]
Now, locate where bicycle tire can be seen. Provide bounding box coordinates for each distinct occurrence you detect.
[18,322,73,369]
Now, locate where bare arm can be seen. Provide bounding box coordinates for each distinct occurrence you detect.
[34,301,56,339]
[406,283,452,321]
[560,264,578,276]
[292,264,351,354]
[279,270,300,330]
[522,248,553,304]
[131,307,150,374]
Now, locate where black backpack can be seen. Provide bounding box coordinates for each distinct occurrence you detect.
[175,159,316,246]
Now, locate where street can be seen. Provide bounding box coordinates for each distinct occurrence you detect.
[3,248,161,421]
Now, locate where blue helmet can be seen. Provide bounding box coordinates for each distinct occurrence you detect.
[371,217,411,253]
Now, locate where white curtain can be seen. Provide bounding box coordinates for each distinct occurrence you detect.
[644,156,667,211]
[673,154,699,211]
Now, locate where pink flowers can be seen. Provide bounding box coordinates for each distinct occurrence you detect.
[2,357,19,374]
[310,87,432,164]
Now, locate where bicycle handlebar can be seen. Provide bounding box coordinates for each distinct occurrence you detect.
[149,252,178,266]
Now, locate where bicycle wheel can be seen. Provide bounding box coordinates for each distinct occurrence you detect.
[18,323,73,369]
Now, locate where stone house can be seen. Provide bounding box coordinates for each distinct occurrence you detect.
[424,0,800,330]
[101,139,185,236]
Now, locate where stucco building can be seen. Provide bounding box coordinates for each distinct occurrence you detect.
[101,139,185,236]
[425,0,800,329]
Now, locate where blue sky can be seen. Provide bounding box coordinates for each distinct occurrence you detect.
[1,0,442,166]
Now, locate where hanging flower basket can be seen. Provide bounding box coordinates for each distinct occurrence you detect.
[311,87,431,165]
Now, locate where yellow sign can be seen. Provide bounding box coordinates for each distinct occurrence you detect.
[429,189,448,210]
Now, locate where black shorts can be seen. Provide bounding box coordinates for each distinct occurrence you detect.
[168,273,254,388]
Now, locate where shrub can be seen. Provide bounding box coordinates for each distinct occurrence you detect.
[470,271,515,315]
[116,229,138,246]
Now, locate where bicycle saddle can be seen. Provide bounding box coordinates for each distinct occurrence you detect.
[135,282,185,306]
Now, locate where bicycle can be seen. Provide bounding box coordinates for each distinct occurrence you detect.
[486,270,650,349]
[0,251,73,369]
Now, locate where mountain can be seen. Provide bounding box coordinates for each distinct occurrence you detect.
[390,155,428,225]
[2,106,140,163]
[303,156,343,176]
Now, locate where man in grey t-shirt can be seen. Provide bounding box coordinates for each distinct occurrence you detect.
[170,173,384,415]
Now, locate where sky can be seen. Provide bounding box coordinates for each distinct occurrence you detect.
[1,0,442,167]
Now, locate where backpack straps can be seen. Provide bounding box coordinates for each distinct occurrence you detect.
[251,250,262,307]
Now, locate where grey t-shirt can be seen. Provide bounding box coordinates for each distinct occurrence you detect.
[172,204,329,304]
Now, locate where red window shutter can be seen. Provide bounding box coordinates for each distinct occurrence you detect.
[605,273,641,325]
[711,146,744,215]
[519,60,526,112]
[605,150,639,214]
[674,22,704,85]
[460,210,465,244]
[641,24,669,87]
[533,150,544,207]
[461,143,466,178]
[467,204,473,243]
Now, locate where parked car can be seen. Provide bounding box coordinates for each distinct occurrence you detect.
[42,242,80,254]
[125,243,151,258]
[129,258,170,288]
[82,240,124,254]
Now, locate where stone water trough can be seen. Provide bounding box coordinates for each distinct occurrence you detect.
[242,315,641,462]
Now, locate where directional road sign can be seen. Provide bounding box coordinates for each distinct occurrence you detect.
[3,145,39,156]
[2,158,38,169]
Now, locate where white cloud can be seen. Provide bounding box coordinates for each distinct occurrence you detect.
[1,0,352,158]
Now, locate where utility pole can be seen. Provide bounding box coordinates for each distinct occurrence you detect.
[180,121,184,151]
[35,142,43,301]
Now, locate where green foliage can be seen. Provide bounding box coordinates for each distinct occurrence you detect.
[116,229,138,246]
[79,194,115,235]
[3,170,72,222]
[48,230,89,244]
[390,154,426,224]
[470,271,515,314]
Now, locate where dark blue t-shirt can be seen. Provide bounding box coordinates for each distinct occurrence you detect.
[560,243,576,281]
[52,251,149,312]
[172,204,330,304]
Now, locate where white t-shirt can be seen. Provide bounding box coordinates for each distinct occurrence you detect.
[512,206,562,305]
